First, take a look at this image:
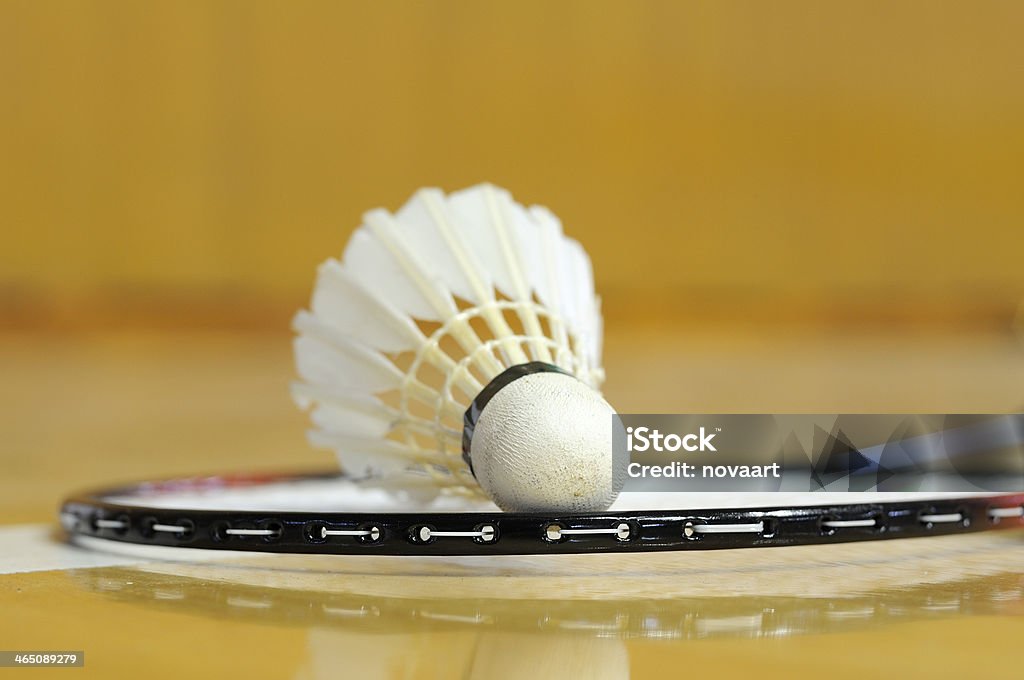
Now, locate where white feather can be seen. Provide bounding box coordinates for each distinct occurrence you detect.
[392,188,495,306]
[344,213,456,322]
[310,402,393,440]
[305,433,417,475]
[310,259,423,353]
[448,184,528,301]
[293,314,403,393]
[293,184,606,493]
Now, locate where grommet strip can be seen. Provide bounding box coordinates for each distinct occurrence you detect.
[58,471,1024,556]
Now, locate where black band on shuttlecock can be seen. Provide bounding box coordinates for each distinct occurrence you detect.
[461,361,574,475]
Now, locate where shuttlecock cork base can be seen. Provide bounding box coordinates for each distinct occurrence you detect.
[292,183,624,513]
[462,362,622,512]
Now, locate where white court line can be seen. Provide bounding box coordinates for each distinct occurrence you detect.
[0,524,257,575]
[0,524,153,575]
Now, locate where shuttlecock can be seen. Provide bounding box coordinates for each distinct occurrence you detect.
[292,184,623,512]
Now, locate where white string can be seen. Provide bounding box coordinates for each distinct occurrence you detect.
[322,528,374,537]
[546,523,631,541]
[151,523,187,534]
[94,519,127,530]
[919,513,962,524]
[822,518,876,529]
[417,526,496,541]
[689,522,764,535]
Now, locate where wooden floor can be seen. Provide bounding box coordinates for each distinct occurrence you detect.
[2,326,1023,678]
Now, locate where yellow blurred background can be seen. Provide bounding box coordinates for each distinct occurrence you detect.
[3,6,1024,679]
[2,0,1024,519]
[2,1,1023,331]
